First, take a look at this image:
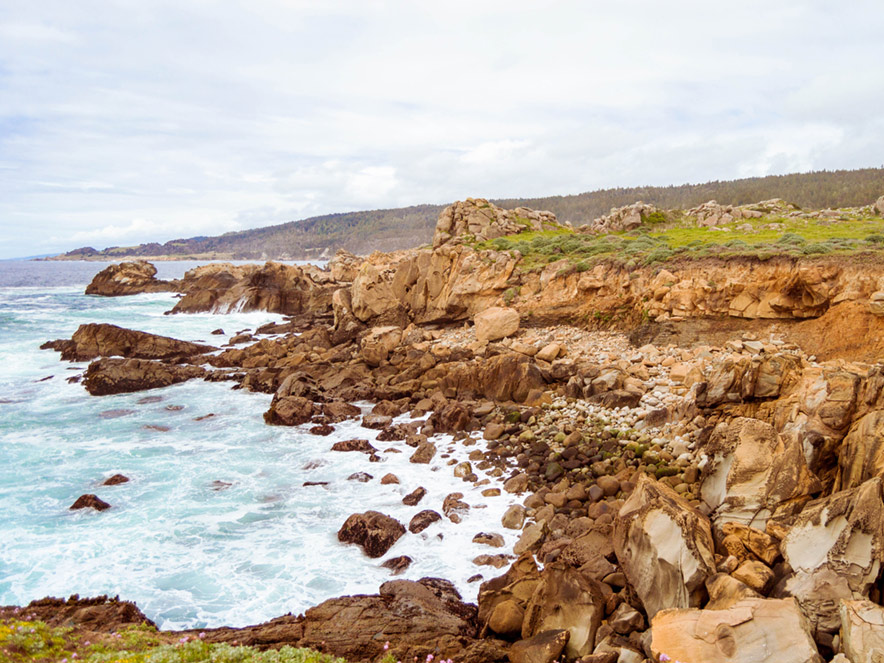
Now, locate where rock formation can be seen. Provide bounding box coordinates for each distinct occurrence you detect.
[432,198,559,248]
[84,260,177,296]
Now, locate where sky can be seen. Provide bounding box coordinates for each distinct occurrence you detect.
[1,1,883,259]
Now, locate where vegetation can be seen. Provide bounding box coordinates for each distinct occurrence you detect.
[475,212,884,270]
[59,168,884,260]
[0,619,345,663]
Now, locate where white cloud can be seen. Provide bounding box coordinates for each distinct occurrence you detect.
[0,0,882,257]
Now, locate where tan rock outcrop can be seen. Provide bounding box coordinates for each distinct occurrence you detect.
[474,307,520,343]
[650,597,822,663]
[360,325,403,366]
[613,474,716,619]
[43,323,216,362]
[839,599,884,663]
[432,198,558,248]
[583,201,660,234]
[835,410,884,490]
[85,261,177,296]
[700,418,820,528]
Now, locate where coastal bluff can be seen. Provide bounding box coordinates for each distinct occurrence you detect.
[24,194,884,663]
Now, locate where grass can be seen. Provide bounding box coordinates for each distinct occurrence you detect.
[0,619,346,663]
[474,213,884,270]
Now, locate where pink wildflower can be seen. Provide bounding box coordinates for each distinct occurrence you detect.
[199,632,206,639]
[384,641,390,651]
[659,656,671,663]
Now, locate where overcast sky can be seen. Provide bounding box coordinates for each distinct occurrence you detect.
[1,1,883,258]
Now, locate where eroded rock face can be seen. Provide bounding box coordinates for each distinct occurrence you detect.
[432,198,559,249]
[338,511,406,558]
[650,598,822,663]
[834,410,884,491]
[85,261,177,296]
[474,307,520,343]
[10,595,156,631]
[700,418,820,528]
[83,358,207,396]
[613,474,716,620]
[43,323,216,362]
[840,599,884,663]
[360,325,403,366]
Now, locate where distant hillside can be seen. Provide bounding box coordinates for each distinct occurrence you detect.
[59,167,884,260]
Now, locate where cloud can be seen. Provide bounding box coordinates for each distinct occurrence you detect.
[0,1,882,258]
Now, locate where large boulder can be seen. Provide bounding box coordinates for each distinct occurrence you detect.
[360,325,403,366]
[474,307,520,343]
[874,194,884,216]
[82,358,206,396]
[834,410,884,491]
[699,418,820,528]
[263,396,316,426]
[613,474,716,620]
[43,323,216,362]
[839,599,884,663]
[85,261,177,296]
[338,511,406,558]
[650,598,822,663]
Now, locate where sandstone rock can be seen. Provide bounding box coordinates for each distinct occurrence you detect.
[650,597,822,663]
[502,505,526,530]
[488,599,524,637]
[521,562,604,659]
[402,487,427,506]
[83,358,206,396]
[732,560,775,594]
[474,307,520,343]
[380,473,399,485]
[607,602,644,635]
[443,493,470,523]
[264,396,316,426]
[380,555,412,575]
[613,474,716,620]
[700,417,820,527]
[85,261,176,296]
[409,441,437,464]
[361,413,393,429]
[835,410,884,490]
[513,523,545,556]
[535,343,561,363]
[869,292,884,316]
[409,509,442,534]
[874,195,884,216]
[504,473,529,494]
[44,323,216,363]
[473,532,505,548]
[840,599,884,663]
[337,511,406,558]
[508,629,569,663]
[360,325,403,366]
[433,198,559,249]
[330,438,376,453]
[321,401,362,422]
[70,494,111,511]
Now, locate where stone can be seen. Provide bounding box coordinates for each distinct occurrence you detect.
[85,261,176,296]
[380,473,399,484]
[508,630,570,663]
[70,494,111,511]
[402,487,427,506]
[840,599,884,663]
[102,474,129,486]
[337,511,406,558]
[484,422,506,440]
[502,504,526,529]
[613,474,716,620]
[330,438,376,453]
[44,323,216,362]
[473,532,505,548]
[595,475,620,497]
[347,472,373,482]
[607,602,645,635]
[521,562,605,659]
[474,307,520,343]
[473,554,511,569]
[535,343,561,363]
[874,195,884,216]
[504,473,529,494]
[360,325,402,366]
[443,493,470,522]
[409,441,437,464]
[82,358,206,396]
[408,510,442,534]
[732,560,775,594]
[454,461,473,479]
[513,523,545,556]
[650,598,821,663]
[700,418,820,528]
[380,555,412,575]
[361,413,393,430]
[264,395,315,426]
[487,599,524,637]
[871,292,884,316]
[835,410,884,490]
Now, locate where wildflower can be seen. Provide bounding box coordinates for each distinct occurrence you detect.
[84,641,90,646]
[659,656,671,662]
[427,655,434,662]
[199,632,206,639]
[384,641,390,651]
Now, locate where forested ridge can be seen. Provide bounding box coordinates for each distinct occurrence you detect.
[61,167,884,260]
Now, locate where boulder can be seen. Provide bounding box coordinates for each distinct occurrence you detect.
[360,326,403,366]
[409,441,437,464]
[70,494,111,511]
[337,511,406,558]
[380,555,413,575]
[834,410,884,490]
[840,599,884,663]
[409,510,442,534]
[613,474,716,620]
[874,194,884,216]
[432,198,559,249]
[508,629,569,663]
[43,323,216,362]
[264,396,316,426]
[487,599,524,637]
[521,562,605,659]
[330,439,376,453]
[650,598,822,663]
[82,358,206,396]
[85,261,176,296]
[474,307,520,344]
[102,474,129,486]
[402,487,427,506]
[700,418,820,528]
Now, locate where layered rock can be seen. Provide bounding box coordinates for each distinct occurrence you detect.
[85,261,177,296]
[583,202,661,234]
[42,323,216,362]
[432,198,559,248]
[613,474,716,619]
[337,511,406,558]
[83,358,207,396]
[840,599,884,663]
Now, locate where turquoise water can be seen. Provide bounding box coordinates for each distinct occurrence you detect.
[0,262,519,629]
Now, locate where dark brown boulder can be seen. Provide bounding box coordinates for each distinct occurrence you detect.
[508,629,570,663]
[263,396,316,426]
[361,413,393,429]
[14,595,155,631]
[409,509,442,534]
[83,358,206,396]
[331,439,377,453]
[381,555,413,575]
[338,511,406,558]
[102,474,129,486]
[70,494,111,511]
[43,323,216,363]
[410,441,437,464]
[322,401,362,422]
[402,487,427,506]
[427,402,474,433]
[85,261,177,296]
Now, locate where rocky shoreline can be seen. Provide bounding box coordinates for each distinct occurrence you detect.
[12,198,884,663]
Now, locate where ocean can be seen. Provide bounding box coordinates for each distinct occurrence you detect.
[0,260,520,629]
